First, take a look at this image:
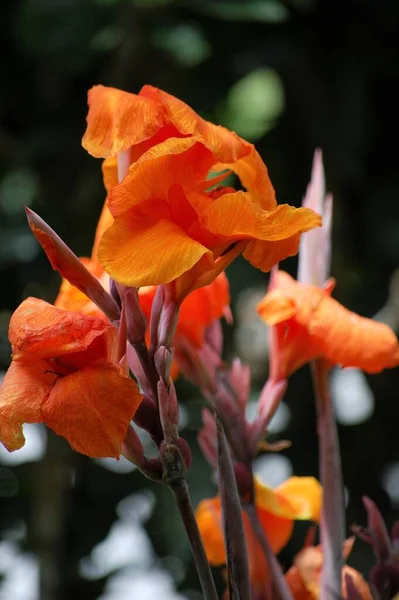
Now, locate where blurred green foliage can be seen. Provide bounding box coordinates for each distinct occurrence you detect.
[1,0,399,598]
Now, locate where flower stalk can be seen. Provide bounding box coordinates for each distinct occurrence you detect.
[312,358,345,600]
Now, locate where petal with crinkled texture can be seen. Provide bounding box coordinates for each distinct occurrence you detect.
[140,85,252,164]
[41,362,141,458]
[201,193,322,241]
[258,270,399,374]
[9,298,113,360]
[99,215,212,287]
[108,138,214,217]
[215,146,277,210]
[82,85,168,158]
[0,358,55,451]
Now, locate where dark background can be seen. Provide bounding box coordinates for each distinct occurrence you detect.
[1,0,399,598]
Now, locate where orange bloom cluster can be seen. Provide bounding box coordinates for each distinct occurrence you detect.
[0,298,141,458]
[82,85,321,300]
[54,202,230,354]
[258,270,399,379]
[196,476,322,596]
[285,538,372,599]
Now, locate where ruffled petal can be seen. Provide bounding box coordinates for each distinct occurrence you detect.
[99,215,212,287]
[41,363,142,458]
[9,297,113,360]
[102,156,118,192]
[257,289,297,325]
[82,85,168,158]
[243,234,302,272]
[91,201,114,261]
[215,146,277,210]
[140,85,252,163]
[274,477,322,522]
[0,358,54,451]
[108,138,214,217]
[309,292,399,373]
[255,476,322,521]
[202,193,322,241]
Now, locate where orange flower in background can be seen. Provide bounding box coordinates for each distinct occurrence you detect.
[196,476,321,595]
[285,538,372,599]
[0,298,142,458]
[258,270,399,379]
[82,85,321,300]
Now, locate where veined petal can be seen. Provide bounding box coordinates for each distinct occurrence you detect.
[91,201,114,261]
[99,215,212,287]
[41,363,142,458]
[140,85,252,163]
[108,138,214,217]
[102,156,118,192]
[202,193,322,241]
[244,234,302,273]
[54,260,108,321]
[215,146,277,210]
[0,358,54,451]
[82,85,167,158]
[9,297,113,360]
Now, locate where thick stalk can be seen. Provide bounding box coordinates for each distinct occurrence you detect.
[170,478,219,600]
[312,359,345,600]
[245,503,294,600]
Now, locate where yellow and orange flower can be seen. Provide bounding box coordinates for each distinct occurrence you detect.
[285,538,372,599]
[196,476,321,596]
[0,298,142,458]
[82,85,321,300]
[258,270,399,379]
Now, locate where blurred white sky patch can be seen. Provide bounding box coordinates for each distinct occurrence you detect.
[246,396,291,434]
[331,368,375,425]
[253,453,293,488]
[80,491,155,579]
[80,490,185,598]
[381,462,399,504]
[0,424,46,466]
[0,542,39,600]
[98,568,186,600]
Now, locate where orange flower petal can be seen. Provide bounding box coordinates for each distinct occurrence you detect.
[202,194,322,242]
[285,543,373,600]
[54,260,108,321]
[258,271,399,374]
[215,146,277,210]
[274,477,322,522]
[0,358,55,451]
[243,234,302,273]
[98,215,212,287]
[195,497,226,565]
[82,85,168,158]
[91,201,114,261]
[140,85,252,164]
[41,362,141,458]
[108,138,214,217]
[102,156,119,192]
[9,297,113,360]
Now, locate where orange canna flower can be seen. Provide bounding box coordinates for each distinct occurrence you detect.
[258,270,399,379]
[82,85,321,300]
[0,298,142,458]
[55,200,231,352]
[285,538,372,599]
[196,476,321,595]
